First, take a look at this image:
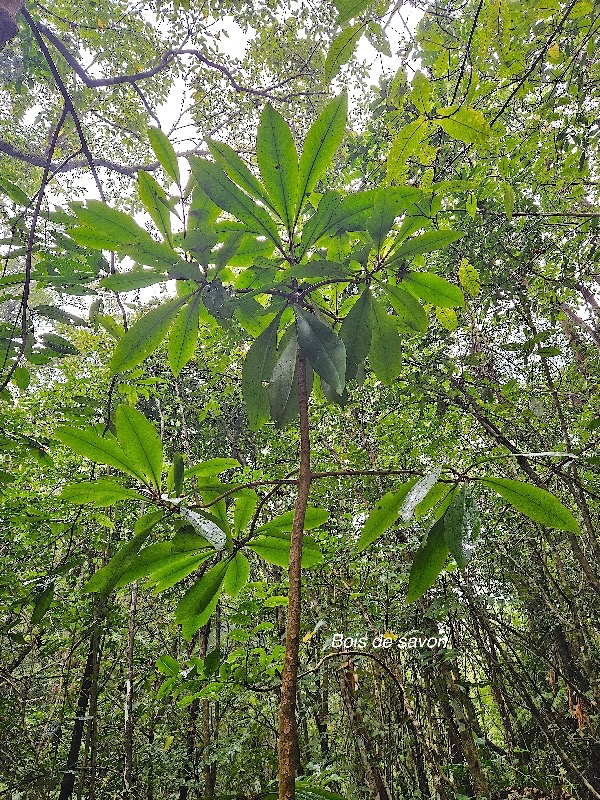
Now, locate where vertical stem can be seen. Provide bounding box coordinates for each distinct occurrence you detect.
[278,351,311,800]
[123,582,138,798]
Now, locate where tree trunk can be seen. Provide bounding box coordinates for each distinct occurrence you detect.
[278,351,311,800]
[58,630,101,800]
[123,583,138,798]
[0,0,23,50]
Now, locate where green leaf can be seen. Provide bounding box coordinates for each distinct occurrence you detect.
[115,405,163,490]
[12,366,30,390]
[437,106,491,147]
[323,24,365,83]
[256,506,329,534]
[31,583,54,625]
[168,295,200,376]
[367,186,422,252]
[42,333,79,356]
[233,489,259,534]
[458,259,480,297]
[175,560,228,626]
[339,288,373,381]
[167,453,185,496]
[84,526,153,595]
[138,171,173,243]
[298,190,376,256]
[410,70,432,114]
[248,533,324,568]
[387,229,464,264]
[406,518,449,603]
[185,458,240,478]
[190,158,282,249]
[402,273,464,308]
[55,426,145,482]
[257,104,298,232]
[60,479,145,507]
[334,0,371,25]
[369,296,403,384]
[72,200,149,246]
[99,270,168,292]
[269,328,299,427]
[383,284,428,335]
[386,119,434,182]
[207,137,274,211]
[224,552,250,597]
[480,478,580,533]
[436,306,458,331]
[148,126,180,184]
[443,487,480,569]
[149,552,211,593]
[297,92,348,209]
[357,478,418,552]
[294,307,346,396]
[157,654,180,676]
[400,467,443,522]
[110,296,188,375]
[242,314,280,430]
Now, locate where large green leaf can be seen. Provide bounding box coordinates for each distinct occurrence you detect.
[99,270,168,292]
[339,287,373,381]
[269,328,299,427]
[242,314,280,430]
[387,229,464,264]
[334,0,372,25]
[256,506,329,535]
[189,158,282,249]
[481,478,580,533]
[115,405,163,490]
[224,552,250,597]
[168,295,200,377]
[297,92,348,210]
[148,126,180,184]
[367,186,422,253]
[383,284,428,335]
[443,487,480,568]
[368,296,403,384]
[357,478,417,551]
[402,273,464,309]
[299,190,375,256]
[175,560,229,626]
[83,524,156,595]
[72,200,146,245]
[207,137,274,211]
[248,532,324,568]
[55,427,145,482]
[323,24,365,83]
[257,104,298,233]
[60,479,145,507]
[386,119,434,181]
[437,106,491,147]
[294,307,346,395]
[406,518,449,603]
[110,296,189,375]
[138,171,172,243]
[233,489,259,534]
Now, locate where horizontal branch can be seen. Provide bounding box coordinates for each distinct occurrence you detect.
[0,138,208,176]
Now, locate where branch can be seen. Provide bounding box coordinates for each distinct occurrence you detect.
[0,138,208,176]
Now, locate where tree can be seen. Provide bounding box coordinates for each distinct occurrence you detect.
[1,1,599,799]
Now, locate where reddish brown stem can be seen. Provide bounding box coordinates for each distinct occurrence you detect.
[278,351,311,800]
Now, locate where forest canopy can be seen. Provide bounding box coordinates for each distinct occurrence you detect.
[0,1,599,800]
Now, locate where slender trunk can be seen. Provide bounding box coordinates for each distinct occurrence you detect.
[338,662,391,800]
[58,629,101,800]
[278,352,311,800]
[123,583,138,798]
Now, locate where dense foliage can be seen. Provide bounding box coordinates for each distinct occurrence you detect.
[0,1,599,799]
